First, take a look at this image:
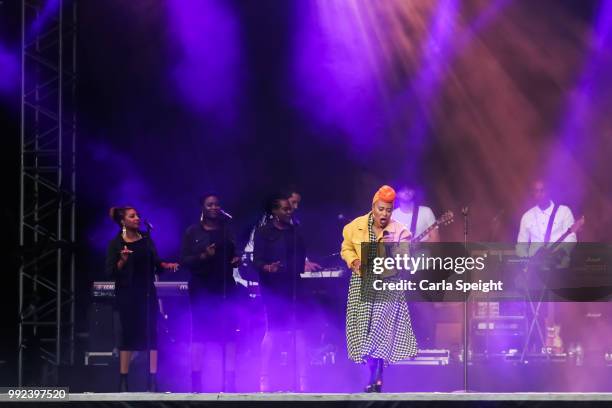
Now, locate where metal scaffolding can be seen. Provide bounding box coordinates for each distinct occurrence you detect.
[19,0,77,386]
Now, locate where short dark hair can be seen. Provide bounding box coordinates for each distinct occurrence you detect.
[200,191,220,206]
[265,192,291,214]
[280,185,300,200]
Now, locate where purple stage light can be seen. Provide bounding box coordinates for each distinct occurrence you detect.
[0,44,18,95]
[167,0,243,126]
[292,0,387,153]
[544,0,612,205]
[397,0,459,167]
[391,0,510,163]
[85,141,181,257]
[291,0,506,158]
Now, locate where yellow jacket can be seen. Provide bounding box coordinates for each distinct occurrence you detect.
[340,212,411,269]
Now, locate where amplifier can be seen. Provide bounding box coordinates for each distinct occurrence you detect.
[471,316,527,355]
[471,317,526,334]
[472,301,526,318]
[84,351,117,366]
[88,302,120,351]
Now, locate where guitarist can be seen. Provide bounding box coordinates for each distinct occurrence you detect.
[516,178,577,258]
[393,183,439,348]
[392,183,440,242]
[516,178,578,354]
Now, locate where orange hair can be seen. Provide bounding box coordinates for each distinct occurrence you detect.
[372,185,396,204]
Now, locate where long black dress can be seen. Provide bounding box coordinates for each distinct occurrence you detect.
[253,223,306,330]
[180,222,239,342]
[105,233,162,351]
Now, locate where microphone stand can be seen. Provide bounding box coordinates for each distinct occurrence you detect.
[220,211,236,392]
[292,221,299,392]
[461,206,469,393]
[221,217,228,392]
[144,222,153,392]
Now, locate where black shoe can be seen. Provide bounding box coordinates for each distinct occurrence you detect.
[147,373,158,392]
[364,381,382,393]
[119,373,129,392]
[365,357,384,393]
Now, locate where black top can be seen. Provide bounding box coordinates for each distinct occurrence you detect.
[105,234,161,350]
[180,222,238,295]
[105,232,162,288]
[253,222,306,300]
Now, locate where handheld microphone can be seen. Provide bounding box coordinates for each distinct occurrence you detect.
[220,209,233,219]
[143,219,154,231]
[382,230,393,257]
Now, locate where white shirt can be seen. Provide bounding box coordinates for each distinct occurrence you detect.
[516,201,576,257]
[393,205,436,241]
[243,213,270,256]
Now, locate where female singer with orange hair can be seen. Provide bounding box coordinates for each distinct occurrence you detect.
[341,185,418,392]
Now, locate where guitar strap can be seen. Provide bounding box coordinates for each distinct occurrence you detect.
[410,202,420,237]
[544,203,559,243]
[543,203,560,328]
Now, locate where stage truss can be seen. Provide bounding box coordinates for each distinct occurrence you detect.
[18,0,77,386]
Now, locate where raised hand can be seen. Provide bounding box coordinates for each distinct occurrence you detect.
[200,243,216,260]
[120,245,133,262]
[304,260,322,272]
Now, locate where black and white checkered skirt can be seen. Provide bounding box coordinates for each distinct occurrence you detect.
[345,274,418,364]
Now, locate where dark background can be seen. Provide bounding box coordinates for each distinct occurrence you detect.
[1,0,22,386]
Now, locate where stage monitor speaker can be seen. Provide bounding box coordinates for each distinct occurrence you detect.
[88,302,120,352]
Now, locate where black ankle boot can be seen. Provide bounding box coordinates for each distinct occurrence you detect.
[364,358,383,393]
[119,373,129,392]
[364,382,382,393]
[191,371,202,393]
[147,373,158,392]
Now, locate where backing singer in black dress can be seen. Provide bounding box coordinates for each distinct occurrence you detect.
[180,193,241,392]
[105,206,178,392]
[253,195,307,391]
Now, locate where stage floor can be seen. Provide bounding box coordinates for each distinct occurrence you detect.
[2,392,609,401]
